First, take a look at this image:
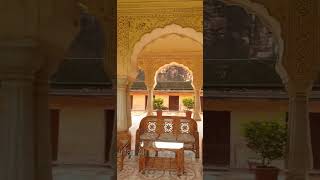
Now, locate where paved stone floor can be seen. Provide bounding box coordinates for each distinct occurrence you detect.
[52,165,320,180]
[118,155,203,180]
[53,165,115,180]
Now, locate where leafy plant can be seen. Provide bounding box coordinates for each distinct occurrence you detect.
[182,98,194,110]
[153,98,164,110]
[242,120,287,167]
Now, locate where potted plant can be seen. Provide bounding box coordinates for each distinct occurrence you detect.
[182,98,194,118]
[153,98,164,117]
[242,120,287,180]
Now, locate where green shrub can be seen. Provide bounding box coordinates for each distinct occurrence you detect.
[242,120,287,166]
[153,98,164,110]
[182,98,194,110]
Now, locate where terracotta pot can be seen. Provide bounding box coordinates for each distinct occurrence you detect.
[185,110,192,118]
[156,110,162,117]
[255,166,279,180]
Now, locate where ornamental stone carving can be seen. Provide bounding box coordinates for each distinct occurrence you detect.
[285,0,319,83]
[117,1,202,78]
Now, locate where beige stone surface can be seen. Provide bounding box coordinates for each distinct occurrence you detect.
[58,108,106,164]
[132,95,146,111]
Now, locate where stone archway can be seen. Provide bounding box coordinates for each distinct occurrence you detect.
[137,53,202,120]
[34,2,117,180]
[153,62,195,89]
[219,0,288,85]
[206,1,318,179]
[152,62,202,119]
[129,24,203,80]
[203,0,289,171]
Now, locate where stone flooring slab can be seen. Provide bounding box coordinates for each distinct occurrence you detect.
[118,155,203,180]
[53,165,115,180]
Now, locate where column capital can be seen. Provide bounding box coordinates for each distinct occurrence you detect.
[286,79,313,98]
[146,84,154,90]
[0,39,43,81]
[193,83,202,91]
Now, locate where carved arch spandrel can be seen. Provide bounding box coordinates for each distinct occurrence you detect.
[129,24,203,80]
[117,7,202,77]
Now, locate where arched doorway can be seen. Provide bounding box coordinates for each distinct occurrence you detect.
[203,0,287,171]
[127,26,203,155]
[154,63,194,113]
[132,32,203,120]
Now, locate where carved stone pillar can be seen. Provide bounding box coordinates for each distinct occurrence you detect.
[143,69,156,116]
[117,77,129,132]
[34,70,52,180]
[0,40,42,180]
[127,81,133,128]
[193,88,201,121]
[110,108,117,178]
[146,85,154,116]
[287,84,313,180]
[0,77,35,180]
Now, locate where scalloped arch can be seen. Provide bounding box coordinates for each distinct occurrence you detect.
[129,24,203,80]
[222,0,288,85]
[154,62,195,89]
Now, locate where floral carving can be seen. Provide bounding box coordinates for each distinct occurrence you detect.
[147,122,156,133]
[180,123,190,133]
[117,5,202,77]
[164,122,173,133]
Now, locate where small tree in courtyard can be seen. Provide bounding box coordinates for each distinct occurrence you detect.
[182,98,194,111]
[242,120,287,167]
[153,98,164,110]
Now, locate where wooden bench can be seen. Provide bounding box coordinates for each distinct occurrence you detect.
[135,115,200,158]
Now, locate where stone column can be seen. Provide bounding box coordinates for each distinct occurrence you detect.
[193,88,201,121]
[287,85,313,180]
[127,82,132,128]
[0,75,35,180]
[146,85,154,116]
[109,110,117,179]
[0,40,42,180]
[106,78,117,179]
[117,77,129,132]
[34,71,52,180]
